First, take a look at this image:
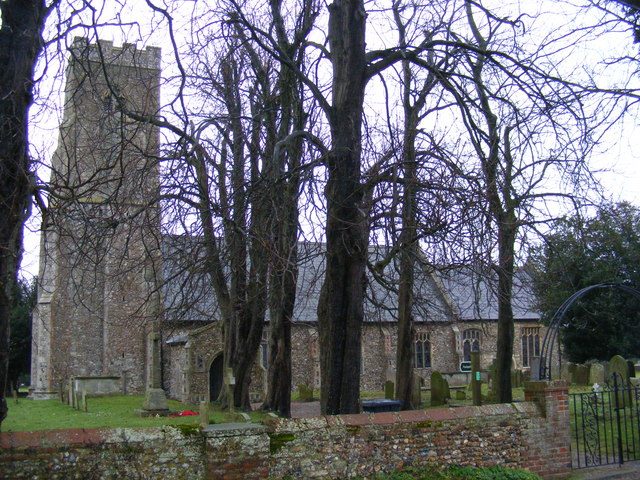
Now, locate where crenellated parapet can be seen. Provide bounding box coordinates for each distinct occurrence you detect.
[70,36,161,70]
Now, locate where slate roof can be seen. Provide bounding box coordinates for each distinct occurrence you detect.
[436,266,540,321]
[160,235,539,324]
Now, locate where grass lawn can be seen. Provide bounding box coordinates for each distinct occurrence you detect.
[2,395,270,432]
[2,384,528,432]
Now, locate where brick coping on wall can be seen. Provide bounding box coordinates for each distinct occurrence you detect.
[0,426,180,450]
[264,401,540,431]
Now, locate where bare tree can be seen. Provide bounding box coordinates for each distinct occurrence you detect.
[432,1,606,402]
[0,0,56,428]
[260,0,319,417]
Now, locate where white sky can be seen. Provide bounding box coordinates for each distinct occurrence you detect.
[18,0,640,278]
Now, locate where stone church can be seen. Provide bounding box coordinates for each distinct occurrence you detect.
[31,38,545,404]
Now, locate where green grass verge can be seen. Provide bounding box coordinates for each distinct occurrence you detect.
[0,385,557,432]
[2,395,269,432]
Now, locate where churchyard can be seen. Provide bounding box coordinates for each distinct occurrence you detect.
[4,353,638,433]
[2,356,639,479]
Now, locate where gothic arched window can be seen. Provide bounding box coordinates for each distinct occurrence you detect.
[462,328,481,362]
[414,331,431,369]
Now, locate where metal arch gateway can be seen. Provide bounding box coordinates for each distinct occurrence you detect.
[538,283,640,380]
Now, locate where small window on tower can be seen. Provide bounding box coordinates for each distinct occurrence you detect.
[195,355,204,371]
[102,91,114,113]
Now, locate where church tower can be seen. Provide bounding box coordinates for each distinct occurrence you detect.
[31,38,162,397]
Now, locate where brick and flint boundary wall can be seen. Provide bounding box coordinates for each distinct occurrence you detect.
[0,381,571,480]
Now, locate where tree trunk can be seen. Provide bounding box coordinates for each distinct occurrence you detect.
[263,234,296,416]
[396,137,418,409]
[262,70,304,416]
[318,0,368,415]
[493,221,516,403]
[0,0,48,428]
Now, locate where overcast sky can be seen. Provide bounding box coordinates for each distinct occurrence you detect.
[19,0,640,278]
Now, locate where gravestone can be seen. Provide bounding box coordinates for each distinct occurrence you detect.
[384,381,395,400]
[81,390,88,412]
[430,371,450,407]
[567,363,578,383]
[511,369,523,388]
[139,332,173,416]
[574,365,590,386]
[411,374,422,408]
[609,355,630,384]
[199,401,209,427]
[589,363,605,385]
[487,359,497,389]
[298,384,314,402]
[530,357,541,381]
[627,360,636,379]
[560,363,571,382]
[609,355,631,408]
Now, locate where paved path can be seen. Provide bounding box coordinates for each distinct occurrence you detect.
[290,401,321,418]
[569,461,640,479]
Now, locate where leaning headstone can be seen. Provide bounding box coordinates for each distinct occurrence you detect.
[298,384,314,402]
[567,363,578,384]
[560,363,571,382]
[589,363,605,385]
[574,365,590,386]
[430,371,450,407]
[384,380,395,400]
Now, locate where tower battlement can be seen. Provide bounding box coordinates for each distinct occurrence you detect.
[71,36,161,70]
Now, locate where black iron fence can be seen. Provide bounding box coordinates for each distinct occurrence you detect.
[570,373,640,469]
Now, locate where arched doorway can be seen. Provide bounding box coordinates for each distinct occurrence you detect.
[209,354,224,402]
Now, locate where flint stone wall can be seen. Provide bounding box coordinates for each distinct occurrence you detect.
[0,382,570,480]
